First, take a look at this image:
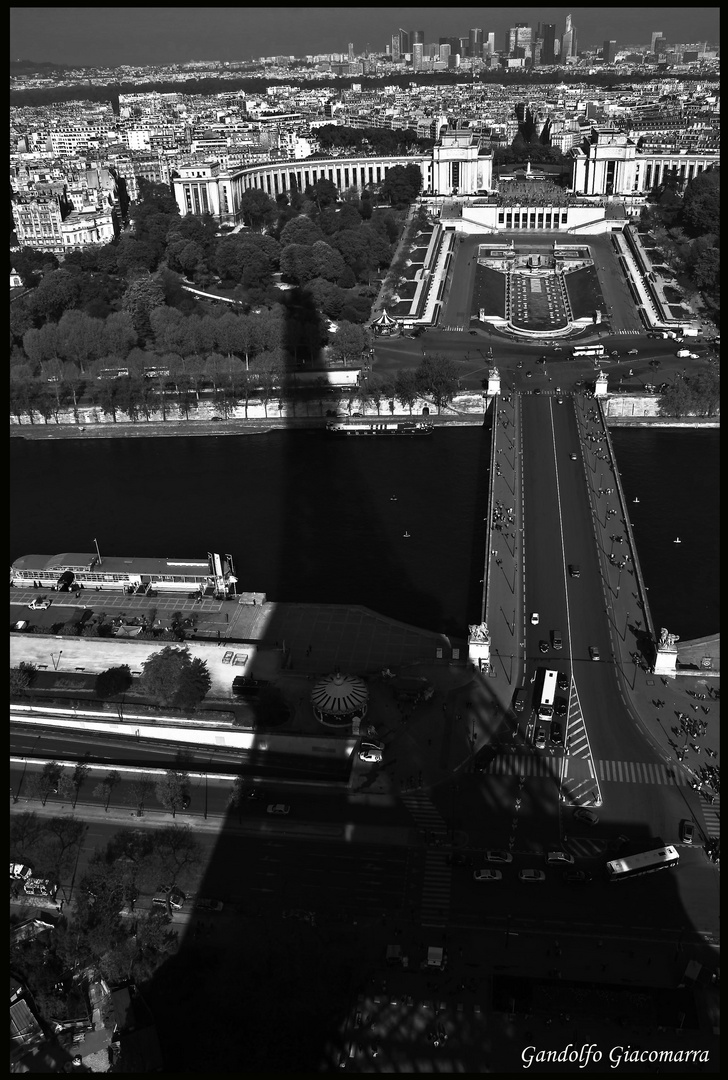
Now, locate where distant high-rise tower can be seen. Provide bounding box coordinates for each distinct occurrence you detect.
[561,14,575,59]
[650,30,663,55]
[412,41,424,70]
[391,33,400,61]
[469,28,483,57]
[410,29,424,48]
[540,23,556,64]
[399,28,410,55]
[348,42,354,62]
[508,23,532,57]
[602,39,617,63]
[439,44,451,63]
[485,32,495,56]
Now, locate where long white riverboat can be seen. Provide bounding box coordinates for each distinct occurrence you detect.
[325,420,435,437]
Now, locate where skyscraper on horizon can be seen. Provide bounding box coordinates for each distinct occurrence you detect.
[650,30,663,55]
[602,39,617,63]
[469,28,483,57]
[561,13,575,59]
[540,22,556,64]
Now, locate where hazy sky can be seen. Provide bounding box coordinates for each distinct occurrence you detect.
[10,7,720,67]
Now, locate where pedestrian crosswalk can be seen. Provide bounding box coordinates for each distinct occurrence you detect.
[420,850,451,928]
[614,328,642,334]
[401,792,451,927]
[483,753,696,789]
[699,795,720,839]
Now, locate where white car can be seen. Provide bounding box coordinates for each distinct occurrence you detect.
[267,804,290,815]
[359,749,382,763]
[28,597,51,610]
[519,869,546,882]
[473,869,502,882]
[485,850,513,864]
[530,613,539,625]
[10,863,33,881]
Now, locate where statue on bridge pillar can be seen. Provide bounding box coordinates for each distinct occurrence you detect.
[468,622,491,671]
[653,626,680,678]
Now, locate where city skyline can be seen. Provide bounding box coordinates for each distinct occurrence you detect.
[10,7,720,68]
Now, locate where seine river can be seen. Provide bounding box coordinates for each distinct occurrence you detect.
[10,426,719,642]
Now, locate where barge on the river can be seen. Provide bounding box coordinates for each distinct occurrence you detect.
[10,551,237,596]
[326,421,434,436]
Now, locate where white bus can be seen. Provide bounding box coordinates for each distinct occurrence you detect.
[537,669,557,722]
[572,344,605,358]
[605,845,680,882]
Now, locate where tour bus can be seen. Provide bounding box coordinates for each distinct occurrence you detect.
[572,344,605,358]
[605,845,680,882]
[537,669,557,723]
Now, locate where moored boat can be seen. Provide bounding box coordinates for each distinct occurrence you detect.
[326,421,434,436]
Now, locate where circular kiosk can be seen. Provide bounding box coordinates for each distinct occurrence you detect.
[311,671,368,729]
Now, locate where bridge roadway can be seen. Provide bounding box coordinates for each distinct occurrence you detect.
[482,390,689,821]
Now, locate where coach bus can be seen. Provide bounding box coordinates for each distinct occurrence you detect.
[605,845,680,882]
[537,669,557,722]
[572,344,605,358]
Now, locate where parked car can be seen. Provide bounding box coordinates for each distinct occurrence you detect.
[485,850,513,864]
[473,869,502,882]
[196,897,224,912]
[221,651,234,664]
[28,597,51,609]
[680,819,695,844]
[10,863,33,882]
[546,851,574,865]
[267,804,290,815]
[589,645,600,661]
[573,808,599,826]
[563,870,592,885]
[519,869,545,882]
[627,349,638,356]
[359,749,382,763]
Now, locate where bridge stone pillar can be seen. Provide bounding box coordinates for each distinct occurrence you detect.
[653,628,679,678]
[594,371,609,396]
[487,366,501,396]
[468,623,491,670]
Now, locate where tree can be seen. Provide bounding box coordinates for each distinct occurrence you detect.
[56,310,106,373]
[26,761,63,806]
[129,773,156,816]
[22,323,60,369]
[681,168,720,236]
[69,761,90,809]
[10,661,36,696]
[103,311,138,357]
[311,240,347,283]
[154,824,200,885]
[155,771,190,819]
[26,268,81,323]
[121,273,166,341]
[415,353,460,412]
[137,645,211,709]
[239,188,277,229]
[279,215,325,248]
[304,177,339,210]
[95,664,133,699]
[394,368,419,414]
[279,243,317,286]
[228,776,248,823]
[379,164,423,208]
[93,770,121,811]
[328,321,368,368]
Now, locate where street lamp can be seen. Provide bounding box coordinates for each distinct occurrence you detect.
[51,650,63,671]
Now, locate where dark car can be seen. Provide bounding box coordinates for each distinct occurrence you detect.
[557,672,568,691]
[563,870,592,885]
[539,641,549,653]
[468,330,478,336]
[210,416,223,421]
[555,701,567,717]
[534,388,542,395]
[551,722,563,745]
[568,564,581,578]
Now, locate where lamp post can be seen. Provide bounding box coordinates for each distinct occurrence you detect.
[51,650,62,671]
